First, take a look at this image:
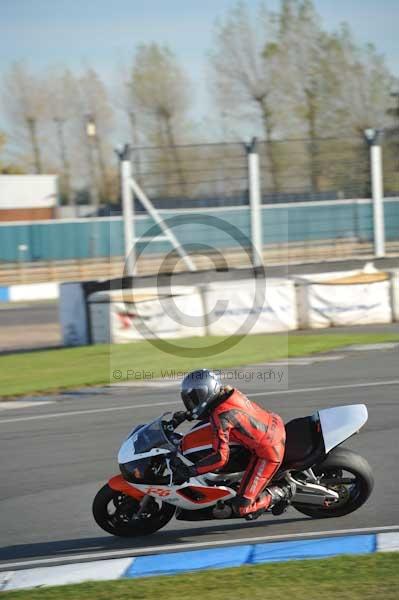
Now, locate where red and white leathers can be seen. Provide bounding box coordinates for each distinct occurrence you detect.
[194,388,286,516]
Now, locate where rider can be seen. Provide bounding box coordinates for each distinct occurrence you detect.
[171,369,295,519]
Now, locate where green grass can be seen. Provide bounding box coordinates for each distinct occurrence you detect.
[2,553,399,600]
[1,331,399,397]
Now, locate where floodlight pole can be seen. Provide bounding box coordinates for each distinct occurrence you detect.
[117,144,136,276]
[245,137,264,269]
[364,129,385,258]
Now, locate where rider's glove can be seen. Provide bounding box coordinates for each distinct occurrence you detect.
[172,460,197,485]
[171,411,188,429]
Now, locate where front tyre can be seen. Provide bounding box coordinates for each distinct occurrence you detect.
[92,484,175,537]
[293,447,374,519]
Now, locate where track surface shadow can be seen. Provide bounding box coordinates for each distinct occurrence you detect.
[0,516,310,563]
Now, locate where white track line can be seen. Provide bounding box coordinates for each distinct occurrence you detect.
[1,525,398,571]
[0,400,54,411]
[250,379,399,397]
[0,401,179,425]
[2,379,399,425]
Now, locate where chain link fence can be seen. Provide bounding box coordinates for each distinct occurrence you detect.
[1,133,398,283]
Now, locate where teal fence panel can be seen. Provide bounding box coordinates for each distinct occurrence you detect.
[384,199,399,241]
[132,209,252,256]
[0,199,398,263]
[286,202,361,242]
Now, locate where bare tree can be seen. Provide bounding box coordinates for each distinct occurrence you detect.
[262,0,396,193]
[44,68,79,205]
[334,29,398,195]
[77,68,115,203]
[131,43,193,196]
[2,62,46,173]
[113,67,143,183]
[333,28,397,135]
[267,0,336,191]
[208,2,282,191]
[125,82,142,182]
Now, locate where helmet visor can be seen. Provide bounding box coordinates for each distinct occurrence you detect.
[181,386,208,414]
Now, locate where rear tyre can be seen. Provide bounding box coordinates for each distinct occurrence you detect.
[92,484,176,537]
[293,447,374,519]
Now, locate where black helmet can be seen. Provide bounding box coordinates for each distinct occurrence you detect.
[181,369,221,419]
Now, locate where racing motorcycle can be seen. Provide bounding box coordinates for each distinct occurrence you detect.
[92,404,374,537]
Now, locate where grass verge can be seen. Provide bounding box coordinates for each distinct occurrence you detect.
[1,331,398,397]
[2,553,399,600]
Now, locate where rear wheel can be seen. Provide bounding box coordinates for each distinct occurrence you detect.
[293,447,374,519]
[92,484,175,537]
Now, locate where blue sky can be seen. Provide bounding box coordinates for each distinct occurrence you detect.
[1,0,398,122]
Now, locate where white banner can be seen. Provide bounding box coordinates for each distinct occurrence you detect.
[111,292,206,343]
[205,280,298,335]
[390,272,399,322]
[89,287,206,343]
[88,281,297,343]
[306,280,392,327]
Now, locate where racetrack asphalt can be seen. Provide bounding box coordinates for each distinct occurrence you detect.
[0,302,60,353]
[0,345,398,569]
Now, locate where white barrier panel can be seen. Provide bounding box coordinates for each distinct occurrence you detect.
[390,271,399,322]
[377,532,399,552]
[66,268,394,346]
[59,283,88,346]
[205,279,297,335]
[89,287,206,344]
[305,280,392,328]
[9,282,59,302]
[89,280,297,343]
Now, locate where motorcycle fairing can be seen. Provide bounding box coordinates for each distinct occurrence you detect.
[318,404,368,453]
[108,474,146,501]
[118,441,170,464]
[111,479,235,510]
[177,485,233,505]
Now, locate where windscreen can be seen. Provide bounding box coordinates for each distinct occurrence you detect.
[130,417,175,454]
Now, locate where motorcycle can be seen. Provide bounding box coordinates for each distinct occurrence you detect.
[92,404,374,537]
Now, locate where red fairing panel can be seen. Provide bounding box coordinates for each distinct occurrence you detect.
[181,422,213,455]
[108,474,145,500]
[177,486,232,504]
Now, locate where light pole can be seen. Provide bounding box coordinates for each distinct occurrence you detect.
[364,128,385,258]
[245,137,264,270]
[116,144,136,276]
[54,116,72,208]
[85,114,100,257]
[85,114,100,213]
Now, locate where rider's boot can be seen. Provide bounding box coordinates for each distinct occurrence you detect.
[244,482,296,521]
[270,481,297,516]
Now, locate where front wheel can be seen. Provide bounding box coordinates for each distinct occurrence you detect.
[92,484,176,537]
[293,447,374,519]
